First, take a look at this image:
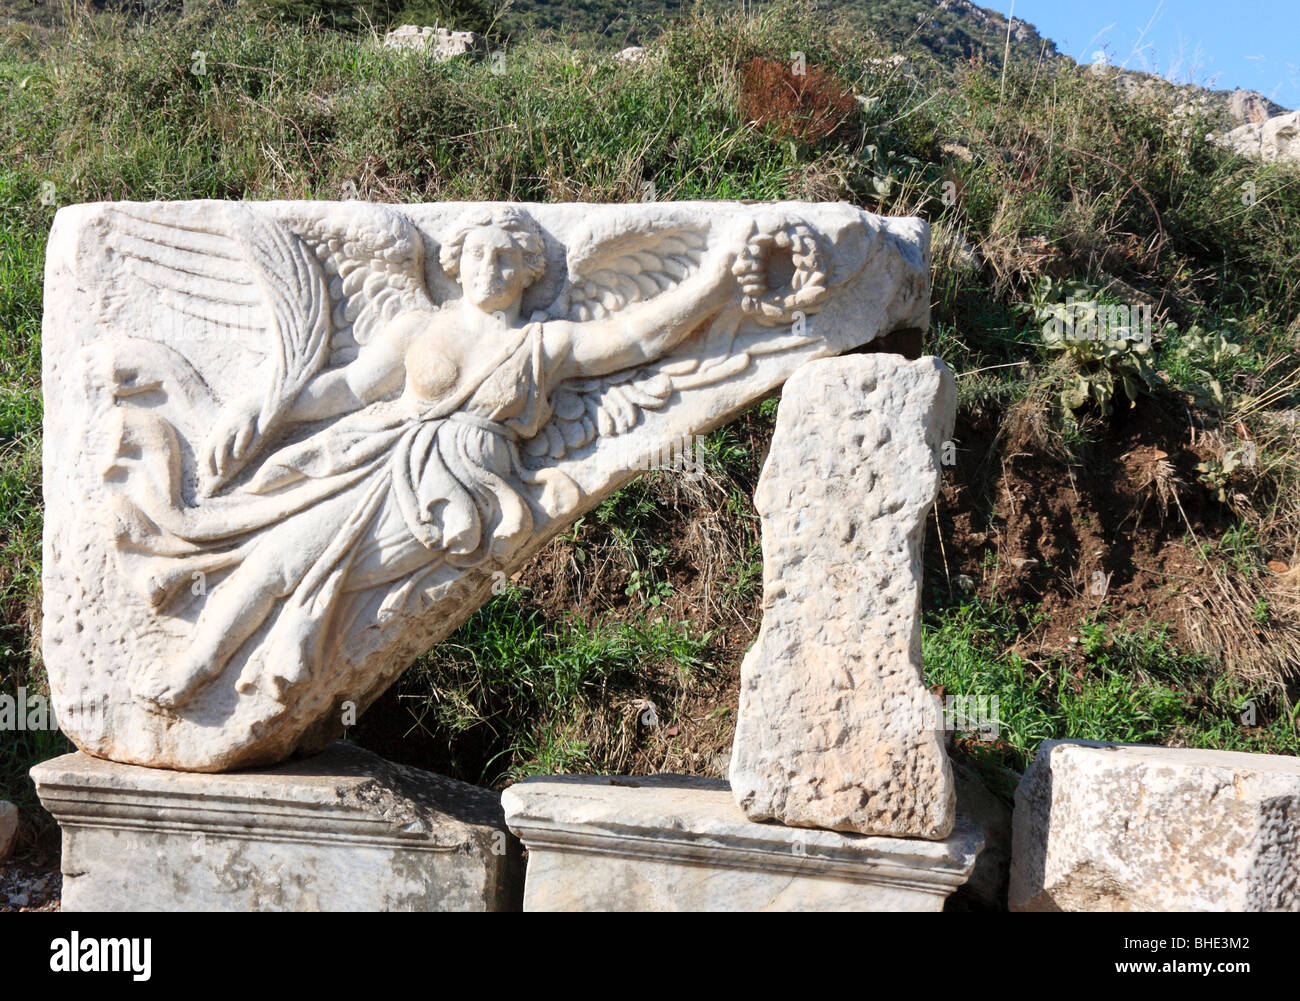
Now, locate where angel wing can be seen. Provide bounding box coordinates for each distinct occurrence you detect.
[283,202,438,365]
[102,202,437,484]
[522,215,838,463]
[522,313,817,461]
[545,217,709,323]
[104,204,277,360]
[105,203,331,439]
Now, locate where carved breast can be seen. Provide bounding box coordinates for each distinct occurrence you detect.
[405,328,463,404]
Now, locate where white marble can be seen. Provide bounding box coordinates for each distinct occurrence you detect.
[728,354,957,839]
[42,199,930,771]
[1011,739,1300,911]
[503,773,981,911]
[30,742,521,911]
[383,25,488,60]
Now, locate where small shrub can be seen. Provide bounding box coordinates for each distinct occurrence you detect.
[738,55,857,145]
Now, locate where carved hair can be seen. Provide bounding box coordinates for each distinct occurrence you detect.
[439,207,547,287]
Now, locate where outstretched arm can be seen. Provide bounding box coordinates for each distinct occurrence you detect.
[545,252,739,382]
[200,315,417,490]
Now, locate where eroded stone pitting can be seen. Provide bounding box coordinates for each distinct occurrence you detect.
[728,354,957,839]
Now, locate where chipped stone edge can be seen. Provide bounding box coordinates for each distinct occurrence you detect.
[31,748,501,853]
[503,776,982,893]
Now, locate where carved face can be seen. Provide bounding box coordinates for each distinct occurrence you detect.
[459,227,530,314]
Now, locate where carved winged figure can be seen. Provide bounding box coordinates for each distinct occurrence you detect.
[84,202,845,720]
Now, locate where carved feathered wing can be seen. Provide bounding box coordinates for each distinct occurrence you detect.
[104,205,275,360]
[523,217,822,463]
[105,204,331,433]
[103,203,437,476]
[548,220,709,322]
[284,203,438,365]
[523,317,818,462]
[519,218,709,460]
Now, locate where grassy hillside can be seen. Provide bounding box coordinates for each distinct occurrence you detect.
[492,0,1059,65]
[2,1,1299,857]
[8,0,1062,63]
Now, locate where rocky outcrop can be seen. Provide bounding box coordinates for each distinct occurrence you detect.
[1218,109,1300,164]
[382,25,489,61]
[1229,89,1286,125]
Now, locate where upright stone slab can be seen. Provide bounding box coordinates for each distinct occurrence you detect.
[729,354,957,838]
[31,742,522,911]
[1011,740,1300,912]
[503,774,982,912]
[42,199,929,773]
[0,800,17,862]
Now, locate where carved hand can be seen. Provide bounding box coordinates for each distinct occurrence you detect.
[200,394,264,492]
[732,241,767,299]
[715,217,758,295]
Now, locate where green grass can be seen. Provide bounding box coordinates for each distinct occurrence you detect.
[0,165,52,826]
[378,585,715,784]
[923,600,1300,786]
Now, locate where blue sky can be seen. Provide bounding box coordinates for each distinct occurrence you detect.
[1006,1,1299,109]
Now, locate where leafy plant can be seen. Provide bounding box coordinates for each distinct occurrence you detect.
[1165,323,1244,411]
[1049,335,1158,413]
[1020,278,1159,413]
[624,543,673,607]
[862,142,925,201]
[1197,449,1250,504]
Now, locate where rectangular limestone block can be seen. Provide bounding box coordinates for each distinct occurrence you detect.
[31,742,522,911]
[1010,740,1300,911]
[729,353,957,838]
[502,774,982,912]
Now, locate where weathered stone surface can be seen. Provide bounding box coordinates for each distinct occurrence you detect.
[1010,740,1300,912]
[1228,89,1286,125]
[502,774,982,911]
[382,25,489,61]
[728,353,956,839]
[1217,109,1300,164]
[0,800,17,862]
[43,199,930,771]
[30,741,521,911]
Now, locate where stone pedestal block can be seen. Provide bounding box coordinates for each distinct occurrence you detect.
[1011,740,1300,912]
[503,774,981,911]
[31,742,522,911]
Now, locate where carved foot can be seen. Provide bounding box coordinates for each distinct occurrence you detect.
[235,648,312,704]
[133,656,216,711]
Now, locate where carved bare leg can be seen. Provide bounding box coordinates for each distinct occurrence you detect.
[136,535,330,711]
[134,559,286,710]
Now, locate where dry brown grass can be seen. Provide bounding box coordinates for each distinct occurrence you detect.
[737,55,857,145]
[1120,443,1185,526]
[1179,568,1300,697]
